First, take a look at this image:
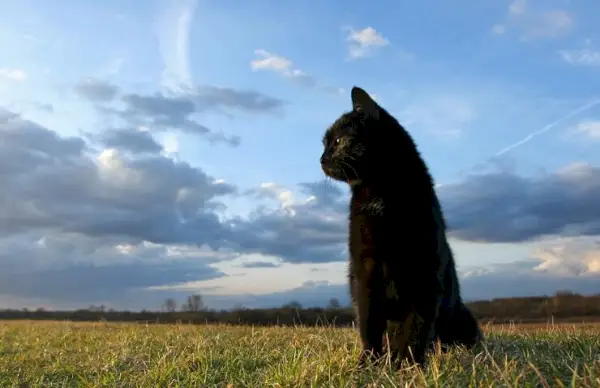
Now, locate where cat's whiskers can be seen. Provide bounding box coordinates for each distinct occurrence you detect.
[339,159,360,184]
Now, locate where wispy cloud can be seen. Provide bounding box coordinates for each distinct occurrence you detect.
[559,48,600,67]
[493,0,572,41]
[344,26,389,59]
[251,49,311,81]
[250,49,343,96]
[154,0,198,92]
[573,120,600,139]
[100,58,125,76]
[0,68,27,81]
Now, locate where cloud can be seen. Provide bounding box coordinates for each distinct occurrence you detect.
[74,78,286,146]
[0,109,236,245]
[0,68,27,81]
[250,49,344,96]
[573,120,600,139]
[492,24,507,35]
[155,241,600,308]
[31,102,54,113]
[440,162,600,243]
[230,180,348,263]
[0,236,226,303]
[493,0,572,40]
[0,108,251,305]
[74,77,120,102]
[559,48,600,67]
[238,261,280,269]
[345,26,389,59]
[194,85,287,113]
[155,0,198,92]
[100,58,125,76]
[251,49,299,76]
[96,128,164,154]
[529,237,600,276]
[3,98,600,308]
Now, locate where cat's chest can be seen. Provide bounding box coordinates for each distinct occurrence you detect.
[348,187,385,258]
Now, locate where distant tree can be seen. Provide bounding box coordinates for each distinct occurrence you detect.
[88,304,106,312]
[327,297,341,310]
[283,300,303,310]
[555,289,578,297]
[163,298,177,313]
[183,294,205,312]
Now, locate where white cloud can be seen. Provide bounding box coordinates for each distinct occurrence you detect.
[158,132,180,156]
[492,24,506,35]
[559,48,600,67]
[250,49,343,96]
[345,26,389,59]
[531,237,600,276]
[494,0,572,40]
[250,49,304,78]
[574,120,600,138]
[0,68,27,81]
[508,0,527,16]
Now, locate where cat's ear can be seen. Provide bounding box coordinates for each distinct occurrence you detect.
[351,86,379,119]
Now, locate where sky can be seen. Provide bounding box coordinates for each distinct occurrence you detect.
[1,0,600,311]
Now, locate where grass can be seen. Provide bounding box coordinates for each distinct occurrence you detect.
[1,320,599,387]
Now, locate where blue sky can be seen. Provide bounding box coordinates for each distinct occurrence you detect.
[1,0,600,311]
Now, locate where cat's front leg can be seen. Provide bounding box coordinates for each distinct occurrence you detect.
[409,286,442,366]
[354,260,386,366]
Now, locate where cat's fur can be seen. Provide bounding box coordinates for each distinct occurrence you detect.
[320,86,483,367]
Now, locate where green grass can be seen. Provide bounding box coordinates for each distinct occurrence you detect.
[1,320,599,387]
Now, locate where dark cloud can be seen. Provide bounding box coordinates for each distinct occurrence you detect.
[74,77,120,102]
[228,181,348,263]
[31,102,54,113]
[117,92,240,146]
[5,95,600,309]
[96,128,163,154]
[0,261,223,303]
[73,78,285,147]
[440,163,600,243]
[0,229,231,305]
[194,85,287,113]
[0,108,235,247]
[0,108,86,159]
[238,261,280,269]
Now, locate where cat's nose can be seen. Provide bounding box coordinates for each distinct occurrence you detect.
[320,154,328,166]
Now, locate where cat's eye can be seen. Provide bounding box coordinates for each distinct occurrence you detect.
[335,137,341,144]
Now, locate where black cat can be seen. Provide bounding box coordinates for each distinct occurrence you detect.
[320,86,483,367]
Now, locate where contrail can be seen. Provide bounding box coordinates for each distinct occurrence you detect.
[436,98,600,188]
[492,98,600,158]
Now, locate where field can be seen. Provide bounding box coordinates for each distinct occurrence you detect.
[1,320,599,387]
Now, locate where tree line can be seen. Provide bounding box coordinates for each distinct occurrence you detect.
[1,290,600,326]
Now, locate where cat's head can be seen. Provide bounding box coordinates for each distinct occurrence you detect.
[320,86,405,185]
